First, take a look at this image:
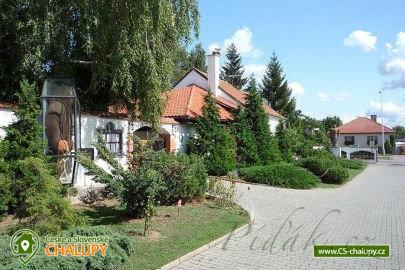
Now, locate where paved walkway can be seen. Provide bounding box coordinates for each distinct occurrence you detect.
[173,157,405,270]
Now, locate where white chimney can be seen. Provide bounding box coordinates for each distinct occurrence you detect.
[207,49,220,96]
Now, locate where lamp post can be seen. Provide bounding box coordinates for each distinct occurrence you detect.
[379,90,385,155]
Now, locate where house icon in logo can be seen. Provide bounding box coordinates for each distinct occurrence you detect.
[15,233,36,254]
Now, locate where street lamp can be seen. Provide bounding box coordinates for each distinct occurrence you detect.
[379,90,385,155]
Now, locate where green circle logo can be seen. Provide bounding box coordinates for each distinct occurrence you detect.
[10,229,40,265]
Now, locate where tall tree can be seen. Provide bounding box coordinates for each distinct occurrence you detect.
[220,43,248,89]
[231,106,259,167]
[0,0,199,126]
[188,91,236,175]
[261,52,297,125]
[322,116,343,131]
[172,43,207,84]
[245,77,281,164]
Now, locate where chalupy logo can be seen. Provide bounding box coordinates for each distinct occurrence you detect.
[10,229,40,265]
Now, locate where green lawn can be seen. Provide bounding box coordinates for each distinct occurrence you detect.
[80,200,248,270]
[317,165,367,188]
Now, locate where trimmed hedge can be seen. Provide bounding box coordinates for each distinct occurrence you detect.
[0,226,133,270]
[239,163,320,189]
[338,159,364,169]
[297,157,349,184]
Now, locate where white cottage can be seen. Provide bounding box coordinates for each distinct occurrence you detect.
[0,51,285,187]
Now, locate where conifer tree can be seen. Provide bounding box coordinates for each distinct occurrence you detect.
[245,77,281,164]
[188,91,236,175]
[0,79,80,233]
[231,106,259,167]
[220,43,248,89]
[261,52,297,125]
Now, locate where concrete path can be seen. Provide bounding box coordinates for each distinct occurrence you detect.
[173,157,405,270]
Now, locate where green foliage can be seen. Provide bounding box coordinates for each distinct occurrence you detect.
[208,177,237,207]
[322,116,343,131]
[1,79,45,166]
[297,157,349,184]
[392,126,405,140]
[338,159,364,169]
[220,43,248,89]
[9,157,83,235]
[0,226,133,270]
[1,1,199,126]
[79,133,166,217]
[79,133,208,217]
[260,52,299,126]
[0,80,81,234]
[275,121,298,162]
[239,163,320,189]
[172,43,207,84]
[152,153,207,203]
[384,139,393,154]
[230,106,259,167]
[188,91,237,175]
[245,77,281,164]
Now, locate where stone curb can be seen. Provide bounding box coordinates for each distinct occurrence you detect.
[158,223,251,270]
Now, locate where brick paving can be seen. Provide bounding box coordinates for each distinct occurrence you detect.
[172,157,405,270]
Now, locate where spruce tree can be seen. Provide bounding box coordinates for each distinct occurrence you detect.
[245,77,281,164]
[188,91,236,175]
[275,121,296,162]
[0,79,80,233]
[220,43,248,89]
[231,106,259,167]
[261,52,297,125]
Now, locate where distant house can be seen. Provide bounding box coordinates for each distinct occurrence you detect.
[337,115,395,148]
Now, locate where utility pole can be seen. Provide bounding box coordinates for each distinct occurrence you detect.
[379,90,385,155]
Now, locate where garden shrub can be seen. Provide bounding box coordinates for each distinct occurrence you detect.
[79,134,208,218]
[239,163,320,189]
[297,157,349,184]
[208,177,237,207]
[338,159,364,169]
[10,157,84,235]
[154,153,207,203]
[0,226,133,270]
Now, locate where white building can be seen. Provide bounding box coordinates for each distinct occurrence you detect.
[0,51,285,187]
[333,115,395,161]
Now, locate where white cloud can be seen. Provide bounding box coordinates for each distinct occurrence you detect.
[369,100,405,126]
[318,91,352,102]
[318,92,330,102]
[379,32,405,89]
[244,64,266,81]
[289,82,305,97]
[208,27,261,58]
[344,30,377,52]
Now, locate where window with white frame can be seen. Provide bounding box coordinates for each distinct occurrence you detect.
[367,136,378,146]
[98,122,123,154]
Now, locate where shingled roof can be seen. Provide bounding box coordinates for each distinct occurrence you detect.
[177,68,286,119]
[337,117,395,134]
[162,84,236,121]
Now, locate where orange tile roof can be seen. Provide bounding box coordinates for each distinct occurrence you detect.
[337,117,395,134]
[163,84,236,120]
[190,69,285,119]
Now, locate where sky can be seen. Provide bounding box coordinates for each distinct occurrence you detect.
[194,0,405,127]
